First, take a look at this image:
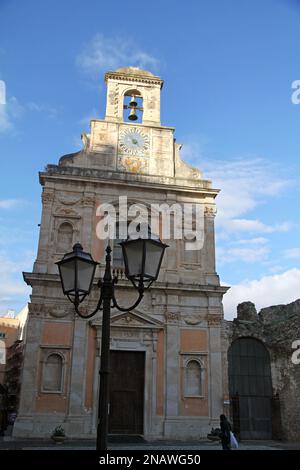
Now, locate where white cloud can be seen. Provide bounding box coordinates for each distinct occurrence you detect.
[180,148,293,233]
[28,102,58,118]
[79,108,100,128]
[218,245,270,264]
[0,252,33,314]
[0,103,11,133]
[76,34,160,78]
[267,264,285,274]
[223,268,300,320]
[221,218,290,234]
[0,96,24,134]
[0,81,57,134]
[206,158,292,229]
[181,151,293,270]
[0,199,24,209]
[0,252,33,275]
[0,281,29,299]
[236,237,268,245]
[284,247,300,259]
[0,283,30,315]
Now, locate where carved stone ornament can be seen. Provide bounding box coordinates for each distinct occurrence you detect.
[184,315,203,326]
[53,207,81,218]
[204,206,217,217]
[164,311,180,323]
[82,195,96,207]
[109,310,163,329]
[57,193,82,205]
[28,303,50,316]
[111,312,152,327]
[207,315,222,326]
[108,91,115,105]
[50,305,75,318]
[118,155,148,174]
[28,303,73,318]
[81,132,90,150]
[41,190,55,205]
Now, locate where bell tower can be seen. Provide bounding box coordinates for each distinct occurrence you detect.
[104,67,163,125]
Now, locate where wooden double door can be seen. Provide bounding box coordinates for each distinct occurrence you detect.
[108,350,145,435]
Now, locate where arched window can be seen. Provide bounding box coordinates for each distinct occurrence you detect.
[43,353,63,392]
[185,360,202,396]
[57,222,73,253]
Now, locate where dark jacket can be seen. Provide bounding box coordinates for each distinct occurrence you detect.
[220,417,231,444]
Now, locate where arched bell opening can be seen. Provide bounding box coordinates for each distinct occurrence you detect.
[123,89,143,123]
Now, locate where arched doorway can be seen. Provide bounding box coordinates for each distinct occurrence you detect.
[228,338,272,439]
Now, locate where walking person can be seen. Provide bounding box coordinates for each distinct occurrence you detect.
[220,414,231,450]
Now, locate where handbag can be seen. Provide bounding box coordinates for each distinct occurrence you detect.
[230,431,239,449]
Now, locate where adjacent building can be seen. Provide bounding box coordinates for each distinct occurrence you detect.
[0,306,28,386]
[0,306,28,433]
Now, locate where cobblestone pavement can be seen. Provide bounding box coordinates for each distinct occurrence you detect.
[0,437,299,450]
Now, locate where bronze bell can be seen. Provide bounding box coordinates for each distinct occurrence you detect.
[128,107,138,121]
[129,95,138,107]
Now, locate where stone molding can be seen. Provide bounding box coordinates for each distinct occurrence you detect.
[42,165,215,194]
[105,71,163,88]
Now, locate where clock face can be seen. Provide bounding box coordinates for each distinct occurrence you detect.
[119,128,150,155]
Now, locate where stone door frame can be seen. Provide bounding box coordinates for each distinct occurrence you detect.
[90,310,164,438]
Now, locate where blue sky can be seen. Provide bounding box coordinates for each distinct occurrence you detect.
[0,0,300,318]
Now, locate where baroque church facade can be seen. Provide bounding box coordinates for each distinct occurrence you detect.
[14,67,228,439]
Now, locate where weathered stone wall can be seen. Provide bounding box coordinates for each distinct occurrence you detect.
[223,299,300,441]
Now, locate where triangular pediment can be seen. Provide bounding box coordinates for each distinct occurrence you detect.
[110,309,163,329]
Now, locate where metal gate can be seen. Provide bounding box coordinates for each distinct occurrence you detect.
[228,338,273,439]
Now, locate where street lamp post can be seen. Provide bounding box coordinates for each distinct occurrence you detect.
[56,233,167,451]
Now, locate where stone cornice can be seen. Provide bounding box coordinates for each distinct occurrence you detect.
[105,71,164,89]
[91,119,175,131]
[39,165,220,198]
[23,271,229,295]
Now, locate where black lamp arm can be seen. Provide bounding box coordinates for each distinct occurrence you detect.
[111,287,144,312]
[73,292,104,319]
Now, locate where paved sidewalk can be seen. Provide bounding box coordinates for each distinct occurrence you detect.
[0,437,299,450]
